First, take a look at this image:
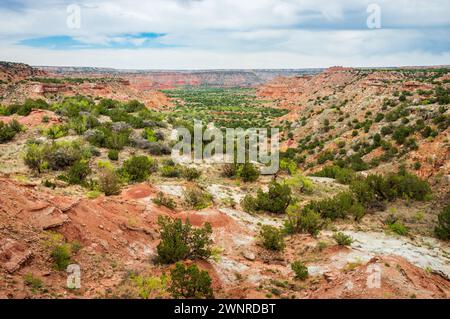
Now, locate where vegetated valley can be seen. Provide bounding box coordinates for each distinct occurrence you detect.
[0,62,449,299]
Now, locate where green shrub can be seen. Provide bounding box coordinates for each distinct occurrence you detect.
[98,167,122,196]
[157,216,212,264]
[236,162,260,182]
[243,181,292,214]
[333,232,353,246]
[181,167,201,181]
[122,156,157,182]
[125,99,146,113]
[142,128,158,142]
[107,131,130,150]
[24,141,91,172]
[66,160,91,185]
[24,273,43,292]
[412,161,421,170]
[291,261,308,280]
[160,165,181,178]
[107,149,119,161]
[45,141,90,170]
[350,170,431,209]
[16,103,32,116]
[380,125,393,136]
[350,178,378,209]
[0,120,22,143]
[284,173,314,193]
[347,154,368,171]
[183,187,212,210]
[45,124,69,140]
[87,125,131,150]
[388,221,408,236]
[169,263,213,299]
[285,205,323,236]
[317,150,335,164]
[280,158,298,175]
[421,126,432,138]
[51,244,71,270]
[392,125,412,144]
[375,113,384,122]
[435,205,450,240]
[348,202,365,221]
[153,192,176,210]
[384,170,431,201]
[260,225,285,251]
[312,165,356,184]
[240,194,257,213]
[24,143,46,173]
[306,191,362,220]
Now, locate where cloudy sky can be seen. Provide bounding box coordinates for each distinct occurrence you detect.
[0,0,449,69]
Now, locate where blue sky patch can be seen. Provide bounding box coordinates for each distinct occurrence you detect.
[18,33,169,50]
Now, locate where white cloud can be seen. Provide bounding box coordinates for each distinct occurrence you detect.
[0,0,449,68]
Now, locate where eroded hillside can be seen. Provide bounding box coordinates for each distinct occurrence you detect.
[258,67,450,191]
[0,63,449,299]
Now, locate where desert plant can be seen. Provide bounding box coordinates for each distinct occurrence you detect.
[160,165,181,178]
[240,194,257,213]
[66,160,91,185]
[181,167,201,181]
[45,124,69,140]
[24,273,43,292]
[291,261,308,280]
[142,127,158,142]
[384,170,431,201]
[296,208,323,236]
[122,155,157,182]
[24,143,47,173]
[183,187,212,210]
[306,191,361,220]
[51,243,71,270]
[388,220,408,236]
[157,216,212,264]
[98,167,122,196]
[260,225,285,251]
[107,149,119,161]
[284,172,314,193]
[312,165,356,184]
[0,119,22,143]
[42,141,90,171]
[169,263,213,299]
[247,181,292,214]
[153,192,176,210]
[236,162,260,182]
[435,205,450,241]
[333,232,353,246]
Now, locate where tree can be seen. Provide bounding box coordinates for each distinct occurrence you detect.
[285,205,323,236]
[157,216,212,264]
[236,162,260,182]
[260,225,285,251]
[254,181,292,214]
[169,263,213,299]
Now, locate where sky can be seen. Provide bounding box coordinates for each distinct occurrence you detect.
[0,0,449,69]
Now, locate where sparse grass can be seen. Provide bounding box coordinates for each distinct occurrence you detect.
[24,273,43,293]
[333,232,354,246]
[388,221,408,236]
[291,261,308,280]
